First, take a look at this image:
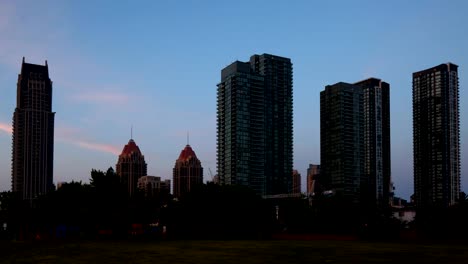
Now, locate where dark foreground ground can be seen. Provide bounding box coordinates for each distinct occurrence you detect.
[1,239,468,264]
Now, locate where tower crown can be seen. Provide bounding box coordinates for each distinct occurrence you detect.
[177,144,198,162]
[120,139,142,156]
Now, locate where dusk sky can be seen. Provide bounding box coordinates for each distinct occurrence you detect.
[0,0,467,200]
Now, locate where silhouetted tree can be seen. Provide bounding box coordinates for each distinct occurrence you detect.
[163,183,269,239]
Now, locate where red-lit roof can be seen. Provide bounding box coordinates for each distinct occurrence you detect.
[177,145,198,161]
[120,139,142,156]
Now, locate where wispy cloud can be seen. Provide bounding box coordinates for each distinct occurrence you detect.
[68,140,121,156]
[56,126,121,156]
[0,122,12,134]
[0,122,120,155]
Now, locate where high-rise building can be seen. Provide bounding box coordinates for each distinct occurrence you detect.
[12,58,55,200]
[116,139,147,196]
[307,164,320,195]
[292,170,301,194]
[173,144,203,198]
[355,78,391,208]
[413,63,460,208]
[320,78,391,208]
[320,82,364,204]
[217,54,293,196]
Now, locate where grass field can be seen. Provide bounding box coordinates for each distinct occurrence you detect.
[1,239,468,264]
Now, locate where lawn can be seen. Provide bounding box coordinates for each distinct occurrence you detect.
[1,239,467,264]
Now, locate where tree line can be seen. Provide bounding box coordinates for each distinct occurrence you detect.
[1,169,468,241]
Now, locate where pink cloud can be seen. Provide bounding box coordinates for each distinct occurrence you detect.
[55,126,121,155]
[55,125,82,138]
[0,122,12,134]
[0,122,120,156]
[68,140,121,156]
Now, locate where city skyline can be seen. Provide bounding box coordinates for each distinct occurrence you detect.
[0,1,467,200]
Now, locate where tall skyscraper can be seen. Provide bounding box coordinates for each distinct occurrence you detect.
[173,144,203,198]
[320,78,391,208]
[320,82,364,204]
[307,164,320,195]
[413,63,460,208]
[217,54,293,196]
[292,170,301,194]
[12,58,55,200]
[355,78,391,208]
[116,138,147,196]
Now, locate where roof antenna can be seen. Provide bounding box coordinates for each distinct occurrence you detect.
[22,57,25,63]
[187,131,189,145]
[131,125,133,140]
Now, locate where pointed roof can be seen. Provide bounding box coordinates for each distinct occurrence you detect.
[120,139,142,156]
[177,145,198,161]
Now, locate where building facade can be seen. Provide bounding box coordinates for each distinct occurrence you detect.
[116,139,147,196]
[12,58,55,200]
[173,144,203,198]
[138,175,161,196]
[161,179,171,195]
[413,63,460,208]
[217,54,293,196]
[320,82,364,204]
[355,78,391,208]
[292,170,301,194]
[307,164,320,195]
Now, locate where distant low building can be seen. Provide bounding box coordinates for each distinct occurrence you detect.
[292,170,301,194]
[391,196,415,226]
[392,208,416,224]
[138,176,161,197]
[391,196,409,207]
[212,175,219,184]
[161,179,171,195]
[56,182,66,190]
[306,164,320,195]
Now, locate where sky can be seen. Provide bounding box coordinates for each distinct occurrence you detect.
[0,0,467,200]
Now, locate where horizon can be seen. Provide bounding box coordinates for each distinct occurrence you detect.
[1,0,467,200]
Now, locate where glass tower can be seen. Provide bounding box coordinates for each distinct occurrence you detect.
[413,63,460,208]
[217,54,293,196]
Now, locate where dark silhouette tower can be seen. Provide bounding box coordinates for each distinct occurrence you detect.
[320,82,364,204]
[321,78,391,209]
[116,138,147,196]
[355,78,391,208]
[413,63,460,208]
[12,58,55,200]
[173,143,203,198]
[217,54,293,196]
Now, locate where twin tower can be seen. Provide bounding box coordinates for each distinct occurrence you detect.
[115,138,203,198]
